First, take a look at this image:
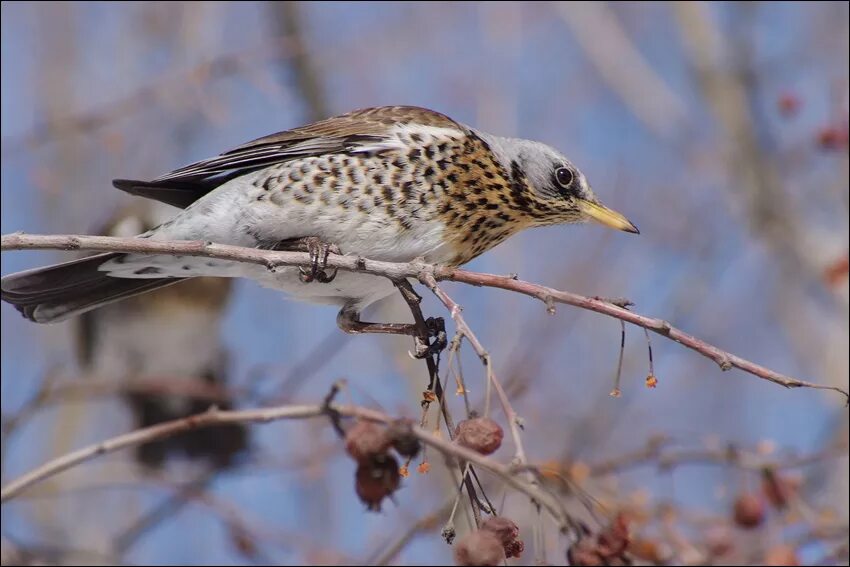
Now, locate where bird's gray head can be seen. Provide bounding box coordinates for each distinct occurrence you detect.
[479,133,639,233]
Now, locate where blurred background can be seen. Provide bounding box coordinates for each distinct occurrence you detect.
[1,2,847,565]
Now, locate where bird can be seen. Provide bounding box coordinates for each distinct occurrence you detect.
[73,202,248,469]
[1,105,638,342]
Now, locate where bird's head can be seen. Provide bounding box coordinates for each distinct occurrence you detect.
[484,135,639,234]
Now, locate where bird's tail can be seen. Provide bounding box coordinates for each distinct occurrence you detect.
[1,253,183,323]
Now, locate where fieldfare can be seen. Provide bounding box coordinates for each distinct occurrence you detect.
[1,106,638,341]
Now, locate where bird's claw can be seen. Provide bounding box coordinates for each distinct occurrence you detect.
[298,237,340,284]
[412,316,447,359]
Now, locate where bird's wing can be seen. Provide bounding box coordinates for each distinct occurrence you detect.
[155,106,461,182]
[114,106,461,208]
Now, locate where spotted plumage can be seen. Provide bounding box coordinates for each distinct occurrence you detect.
[1,106,638,330]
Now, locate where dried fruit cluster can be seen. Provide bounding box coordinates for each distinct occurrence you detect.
[344,419,421,511]
[454,516,524,566]
[567,513,631,566]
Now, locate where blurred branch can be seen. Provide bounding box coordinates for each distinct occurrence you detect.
[673,2,846,305]
[555,2,688,139]
[269,1,329,122]
[3,232,847,400]
[0,399,571,530]
[0,36,302,158]
[583,436,848,477]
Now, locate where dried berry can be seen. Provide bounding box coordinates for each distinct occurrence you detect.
[504,539,524,559]
[345,420,391,463]
[481,516,523,558]
[454,529,506,566]
[454,417,504,455]
[355,454,400,512]
[387,418,421,459]
[733,493,765,529]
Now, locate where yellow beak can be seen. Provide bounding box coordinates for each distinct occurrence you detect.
[579,200,639,234]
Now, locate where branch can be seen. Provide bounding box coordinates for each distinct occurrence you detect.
[0,401,570,529]
[2,233,846,401]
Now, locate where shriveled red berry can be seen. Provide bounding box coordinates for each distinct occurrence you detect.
[454,529,506,566]
[345,420,391,463]
[355,454,400,512]
[454,417,503,455]
[733,492,765,529]
[387,418,421,459]
[481,516,523,558]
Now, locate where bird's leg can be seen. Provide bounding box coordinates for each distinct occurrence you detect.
[336,305,447,359]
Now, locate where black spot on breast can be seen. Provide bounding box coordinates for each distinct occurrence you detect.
[423,145,435,159]
[424,165,435,177]
[401,181,415,202]
[382,185,394,203]
[410,132,423,143]
[408,148,422,161]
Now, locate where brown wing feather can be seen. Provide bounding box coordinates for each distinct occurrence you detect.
[115,106,460,208]
[152,106,460,182]
[231,106,459,149]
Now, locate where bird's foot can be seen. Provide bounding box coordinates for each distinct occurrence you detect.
[296,237,340,284]
[412,316,447,359]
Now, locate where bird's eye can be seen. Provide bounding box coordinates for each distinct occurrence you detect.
[555,167,574,189]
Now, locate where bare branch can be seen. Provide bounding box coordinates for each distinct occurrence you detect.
[0,400,570,530]
[3,232,845,401]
